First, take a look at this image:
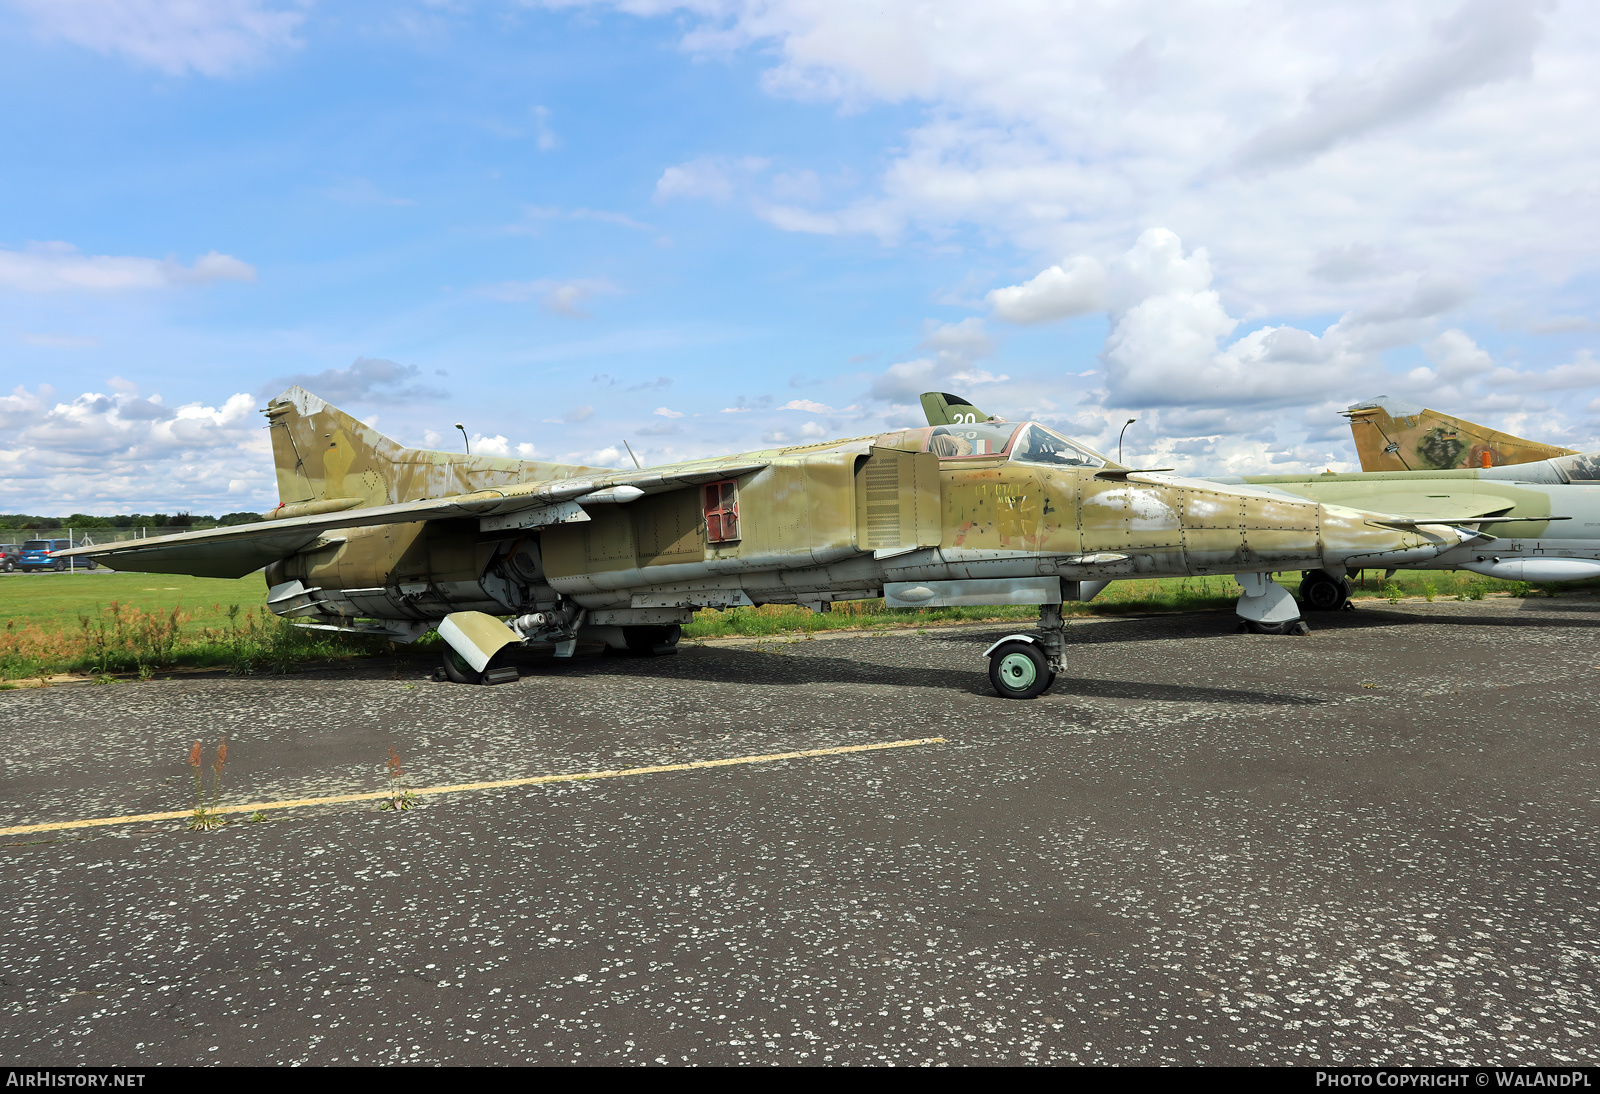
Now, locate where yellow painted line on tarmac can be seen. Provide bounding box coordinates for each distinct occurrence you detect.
[0,737,947,839]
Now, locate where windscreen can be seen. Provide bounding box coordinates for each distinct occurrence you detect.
[1009,424,1108,468]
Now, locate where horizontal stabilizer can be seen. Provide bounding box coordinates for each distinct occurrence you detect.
[1094,467,1175,480]
[1320,490,1519,522]
[1367,515,1570,529]
[66,529,326,579]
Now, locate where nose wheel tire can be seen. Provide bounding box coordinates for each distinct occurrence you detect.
[988,640,1054,700]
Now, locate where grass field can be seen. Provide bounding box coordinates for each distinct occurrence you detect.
[0,571,269,628]
[0,571,371,683]
[0,565,1558,683]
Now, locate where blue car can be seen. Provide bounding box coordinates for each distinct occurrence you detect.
[17,538,97,572]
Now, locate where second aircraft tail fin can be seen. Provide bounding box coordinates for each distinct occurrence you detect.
[1342,396,1576,472]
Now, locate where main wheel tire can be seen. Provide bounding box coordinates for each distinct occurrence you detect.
[1238,617,1312,635]
[441,647,485,685]
[988,640,1052,699]
[624,624,681,657]
[1299,570,1350,611]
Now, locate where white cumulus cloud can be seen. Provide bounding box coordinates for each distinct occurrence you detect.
[608,0,1598,324]
[1232,0,1543,172]
[870,318,1009,403]
[266,357,445,404]
[1487,350,1600,393]
[987,256,1107,323]
[12,0,305,77]
[0,243,255,292]
[985,228,1476,411]
[0,385,274,512]
[654,156,769,203]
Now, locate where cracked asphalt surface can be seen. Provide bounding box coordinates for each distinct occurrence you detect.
[2,596,1598,1066]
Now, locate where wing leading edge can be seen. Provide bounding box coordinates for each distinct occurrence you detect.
[59,460,770,578]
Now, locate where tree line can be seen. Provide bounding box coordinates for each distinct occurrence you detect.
[0,512,262,532]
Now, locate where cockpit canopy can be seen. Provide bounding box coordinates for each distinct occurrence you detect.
[923,422,1109,468]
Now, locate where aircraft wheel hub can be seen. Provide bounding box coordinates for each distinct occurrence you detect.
[998,651,1037,688]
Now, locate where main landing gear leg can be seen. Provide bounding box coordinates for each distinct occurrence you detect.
[1298,569,1353,612]
[1234,572,1310,635]
[1038,603,1067,677]
[986,603,1067,700]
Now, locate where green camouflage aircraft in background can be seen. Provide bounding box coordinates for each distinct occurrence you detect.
[63,386,1534,698]
[922,391,1600,613]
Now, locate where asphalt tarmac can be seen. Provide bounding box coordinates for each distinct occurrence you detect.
[2,596,1598,1066]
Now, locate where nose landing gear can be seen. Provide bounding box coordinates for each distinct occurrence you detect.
[985,603,1067,699]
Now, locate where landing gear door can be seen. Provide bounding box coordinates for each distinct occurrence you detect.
[854,447,942,553]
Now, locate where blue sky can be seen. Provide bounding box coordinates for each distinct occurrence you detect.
[2,0,1598,513]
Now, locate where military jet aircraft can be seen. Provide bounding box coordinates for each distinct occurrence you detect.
[63,386,1510,698]
[1342,395,1576,472]
[923,392,1599,614]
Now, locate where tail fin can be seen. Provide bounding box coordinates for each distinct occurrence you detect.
[262,386,600,511]
[919,391,1006,427]
[1342,396,1576,472]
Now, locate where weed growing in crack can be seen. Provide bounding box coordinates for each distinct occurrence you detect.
[186,737,228,830]
[212,738,227,806]
[379,747,417,812]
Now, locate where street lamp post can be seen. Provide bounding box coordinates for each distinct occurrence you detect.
[1118,419,1137,465]
[455,423,470,456]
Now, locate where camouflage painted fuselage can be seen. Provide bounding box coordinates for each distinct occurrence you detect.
[68,387,1481,627]
[262,418,1468,624]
